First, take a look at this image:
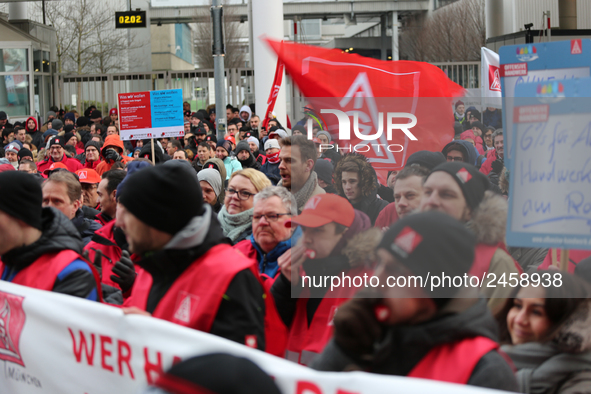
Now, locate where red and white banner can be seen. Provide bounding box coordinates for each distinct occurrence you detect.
[0,281,496,394]
[265,39,464,182]
[481,47,502,108]
[262,58,285,130]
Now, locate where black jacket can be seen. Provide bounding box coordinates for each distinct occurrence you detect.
[72,209,102,246]
[136,212,266,350]
[238,153,261,170]
[312,298,518,392]
[352,193,389,225]
[1,207,98,299]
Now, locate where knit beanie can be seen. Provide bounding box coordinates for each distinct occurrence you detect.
[198,168,223,197]
[153,353,281,394]
[429,162,489,211]
[217,139,232,155]
[316,130,332,142]
[0,171,43,230]
[315,159,334,184]
[17,148,33,161]
[52,119,63,130]
[64,132,75,144]
[405,150,446,170]
[118,165,204,235]
[378,211,476,303]
[235,140,250,154]
[76,117,89,128]
[85,140,103,152]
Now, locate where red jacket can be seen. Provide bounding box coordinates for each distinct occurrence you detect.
[469,242,523,278]
[374,202,398,229]
[84,221,128,294]
[124,244,258,333]
[83,159,101,170]
[479,149,497,176]
[37,154,83,173]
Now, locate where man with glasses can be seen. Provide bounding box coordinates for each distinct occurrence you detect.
[482,126,495,149]
[441,140,477,166]
[76,169,101,210]
[37,136,83,175]
[235,186,294,280]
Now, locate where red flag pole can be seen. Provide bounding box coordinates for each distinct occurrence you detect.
[262,56,285,130]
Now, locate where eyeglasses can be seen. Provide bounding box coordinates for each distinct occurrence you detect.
[446,156,464,162]
[81,184,98,191]
[253,213,292,222]
[226,188,256,200]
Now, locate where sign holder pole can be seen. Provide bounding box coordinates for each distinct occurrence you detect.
[150,139,155,165]
[560,249,570,272]
[551,248,558,268]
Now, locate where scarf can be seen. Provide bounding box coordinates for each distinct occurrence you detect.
[279,171,319,212]
[502,342,591,394]
[266,151,280,164]
[217,205,253,243]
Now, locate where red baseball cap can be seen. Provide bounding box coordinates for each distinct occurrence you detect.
[109,108,118,115]
[75,169,101,184]
[224,135,236,145]
[292,194,355,228]
[43,162,68,175]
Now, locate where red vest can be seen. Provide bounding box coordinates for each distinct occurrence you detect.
[469,242,523,278]
[408,336,499,384]
[125,244,258,333]
[285,266,368,366]
[84,221,125,292]
[0,250,101,300]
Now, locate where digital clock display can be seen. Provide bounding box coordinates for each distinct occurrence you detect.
[115,11,147,29]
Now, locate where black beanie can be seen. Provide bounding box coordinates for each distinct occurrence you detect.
[76,117,89,127]
[216,140,232,155]
[85,140,103,152]
[18,148,33,161]
[118,165,204,235]
[378,211,476,301]
[64,132,75,143]
[405,150,446,170]
[0,171,43,230]
[429,162,489,211]
[154,353,281,394]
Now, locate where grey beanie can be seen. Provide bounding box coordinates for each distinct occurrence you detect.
[198,168,223,197]
[52,119,64,130]
[316,130,332,142]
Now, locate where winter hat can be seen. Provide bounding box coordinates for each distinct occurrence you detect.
[455,100,464,109]
[64,132,75,144]
[46,111,57,119]
[315,159,334,185]
[268,127,288,139]
[90,110,102,119]
[216,139,232,155]
[50,136,66,148]
[5,143,20,155]
[64,112,76,123]
[0,171,43,230]
[152,353,281,394]
[0,163,15,173]
[51,119,63,130]
[198,168,223,198]
[109,108,117,116]
[205,134,217,143]
[235,140,250,154]
[429,162,489,211]
[17,148,33,161]
[42,129,58,140]
[453,122,464,136]
[378,210,476,302]
[405,150,446,170]
[246,136,259,146]
[264,138,280,151]
[471,121,485,132]
[0,111,7,120]
[316,130,332,143]
[76,117,89,128]
[118,164,204,235]
[460,130,476,141]
[85,140,103,152]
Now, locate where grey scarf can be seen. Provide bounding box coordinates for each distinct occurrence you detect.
[502,342,591,394]
[217,205,253,243]
[279,171,319,212]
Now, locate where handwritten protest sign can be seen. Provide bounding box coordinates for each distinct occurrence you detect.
[506,78,591,250]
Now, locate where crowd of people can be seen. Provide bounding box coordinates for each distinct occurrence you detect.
[1,101,591,394]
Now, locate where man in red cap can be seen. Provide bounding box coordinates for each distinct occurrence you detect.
[271,193,379,366]
[37,136,83,174]
[76,169,101,211]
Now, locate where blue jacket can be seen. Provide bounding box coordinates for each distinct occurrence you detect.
[249,235,291,278]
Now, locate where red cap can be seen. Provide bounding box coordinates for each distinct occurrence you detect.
[75,168,101,184]
[292,194,354,228]
[109,108,117,115]
[43,162,68,175]
[224,135,236,145]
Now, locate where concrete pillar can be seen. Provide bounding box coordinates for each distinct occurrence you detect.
[8,2,28,20]
[392,11,399,61]
[559,0,577,30]
[485,0,504,39]
[380,14,388,60]
[252,0,286,126]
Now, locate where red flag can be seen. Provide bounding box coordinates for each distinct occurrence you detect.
[262,58,285,130]
[265,39,464,182]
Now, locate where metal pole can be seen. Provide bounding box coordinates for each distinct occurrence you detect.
[212,0,226,141]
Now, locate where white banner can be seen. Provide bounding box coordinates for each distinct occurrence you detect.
[481,47,502,108]
[0,281,501,394]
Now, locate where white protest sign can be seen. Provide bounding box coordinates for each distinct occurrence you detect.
[0,280,502,394]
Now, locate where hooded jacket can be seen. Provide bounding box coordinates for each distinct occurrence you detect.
[123,206,266,349]
[467,191,522,312]
[96,134,133,175]
[239,105,252,122]
[203,158,227,186]
[235,140,261,170]
[0,207,99,300]
[312,297,518,391]
[71,208,103,246]
[442,139,479,166]
[25,116,43,149]
[502,299,591,394]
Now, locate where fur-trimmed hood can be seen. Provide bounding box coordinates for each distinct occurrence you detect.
[342,227,382,267]
[335,153,379,198]
[466,190,507,245]
[553,299,591,353]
